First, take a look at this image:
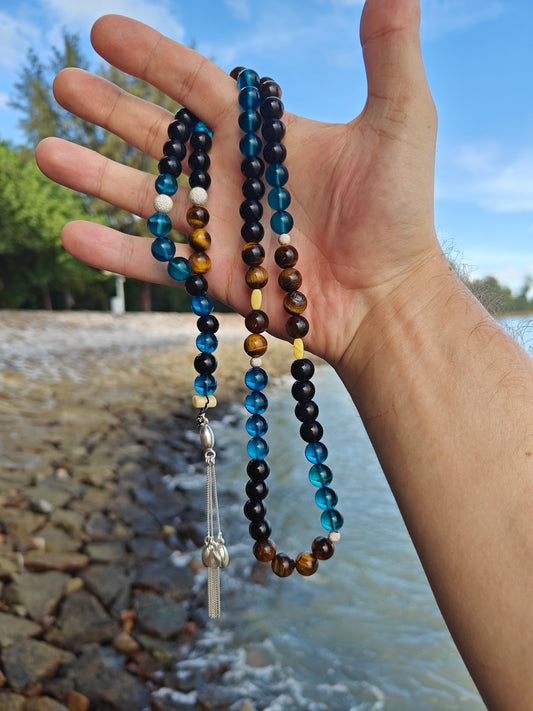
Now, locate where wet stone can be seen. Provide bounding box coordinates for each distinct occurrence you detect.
[23,551,89,573]
[131,560,195,600]
[0,611,41,646]
[37,525,82,554]
[85,541,127,564]
[5,570,69,621]
[1,510,47,538]
[133,591,187,639]
[22,485,72,511]
[50,509,84,536]
[82,564,131,608]
[24,697,69,711]
[128,538,170,561]
[85,511,114,540]
[2,639,75,693]
[0,693,27,711]
[57,590,119,647]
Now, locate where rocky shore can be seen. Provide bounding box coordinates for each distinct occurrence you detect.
[0,311,294,711]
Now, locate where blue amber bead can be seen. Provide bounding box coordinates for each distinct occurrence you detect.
[194,373,217,396]
[192,120,212,136]
[151,236,175,262]
[321,509,344,532]
[246,414,268,437]
[167,257,191,281]
[268,187,291,211]
[245,367,268,391]
[196,332,218,353]
[247,436,269,460]
[265,163,288,187]
[270,210,294,235]
[239,134,262,158]
[147,212,172,237]
[239,86,261,110]
[238,68,260,89]
[191,295,214,316]
[239,109,261,133]
[155,173,178,195]
[245,391,268,415]
[305,441,329,464]
[309,464,333,487]
[315,486,338,510]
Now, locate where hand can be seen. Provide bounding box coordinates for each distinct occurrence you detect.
[36,0,439,367]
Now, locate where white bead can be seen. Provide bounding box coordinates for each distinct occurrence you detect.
[250,357,263,368]
[278,233,291,245]
[153,194,173,214]
[329,531,341,543]
[189,187,208,206]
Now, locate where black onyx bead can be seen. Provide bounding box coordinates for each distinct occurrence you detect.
[188,151,210,171]
[190,131,212,152]
[291,380,315,402]
[286,315,309,339]
[241,221,264,242]
[197,315,219,334]
[189,170,211,189]
[275,245,298,268]
[246,479,269,501]
[240,200,263,222]
[245,310,269,333]
[260,96,284,119]
[249,518,272,541]
[300,421,324,443]
[263,141,287,164]
[295,400,319,423]
[244,499,266,521]
[230,65,246,80]
[194,352,217,374]
[163,139,186,160]
[242,242,265,266]
[175,107,197,126]
[158,155,181,176]
[247,459,270,481]
[261,118,285,142]
[291,358,315,381]
[260,80,282,100]
[167,119,190,141]
[241,156,265,179]
[185,274,208,296]
[242,178,265,200]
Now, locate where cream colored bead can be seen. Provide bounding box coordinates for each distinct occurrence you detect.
[250,357,263,368]
[192,395,217,409]
[329,531,341,543]
[153,194,173,214]
[189,187,208,206]
[278,233,291,245]
[250,289,262,310]
[293,338,304,360]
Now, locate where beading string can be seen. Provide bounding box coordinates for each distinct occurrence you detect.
[233,67,344,578]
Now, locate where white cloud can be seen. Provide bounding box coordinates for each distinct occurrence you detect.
[0,12,42,70]
[224,0,252,21]
[421,0,504,38]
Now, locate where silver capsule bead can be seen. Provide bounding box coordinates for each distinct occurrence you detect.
[199,424,215,450]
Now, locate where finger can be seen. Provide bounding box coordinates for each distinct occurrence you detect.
[90,14,237,131]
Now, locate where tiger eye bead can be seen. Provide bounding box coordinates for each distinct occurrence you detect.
[246,266,269,289]
[253,538,277,563]
[189,252,211,274]
[245,310,269,333]
[244,333,268,357]
[278,268,302,292]
[283,291,307,315]
[186,205,209,228]
[189,228,211,252]
[286,315,309,339]
[312,536,335,561]
[242,242,265,266]
[275,245,298,268]
[271,553,295,577]
[295,552,319,577]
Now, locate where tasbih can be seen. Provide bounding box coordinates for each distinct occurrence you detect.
[147,70,343,617]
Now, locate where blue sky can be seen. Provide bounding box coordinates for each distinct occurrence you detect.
[0,0,531,290]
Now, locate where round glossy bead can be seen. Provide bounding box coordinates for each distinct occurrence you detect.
[186,205,209,228]
[259,79,282,99]
[260,96,284,119]
[321,509,344,532]
[245,266,269,289]
[247,458,270,480]
[167,120,189,141]
[188,151,210,171]
[295,400,319,423]
[284,291,307,315]
[262,118,285,142]
[291,380,315,401]
[246,414,268,437]
[167,257,191,281]
[189,228,211,251]
[240,200,263,222]
[151,236,175,262]
[245,391,268,415]
[194,353,217,375]
[147,213,172,237]
[295,552,319,577]
[245,310,269,333]
[189,252,211,274]
[194,373,217,396]
[300,421,324,443]
[241,156,264,178]
[155,173,178,196]
[191,294,214,316]
[241,242,265,266]
[286,315,309,339]
[241,221,264,242]
[190,130,212,150]
[315,486,338,510]
[189,170,211,189]
[246,478,269,500]
[197,315,219,333]
[185,274,208,296]
[312,536,335,561]
[275,245,298,268]
[271,210,294,235]
[158,155,181,176]
[245,367,268,391]
[271,553,295,577]
[153,193,173,214]
[189,187,208,206]
[309,464,333,487]
[242,177,265,200]
[239,109,261,133]
[265,163,289,187]
[247,436,269,460]
[239,85,261,110]
[253,538,276,563]
[230,65,246,81]
[238,68,260,88]
[263,142,287,164]
[175,107,197,126]
[239,134,262,158]
[163,139,186,160]
[244,333,268,357]
[278,268,302,292]
[249,518,272,541]
[268,187,291,211]
[196,332,218,353]
[305,441,329,464]
[291,358,315,380]
[244,499,266,521]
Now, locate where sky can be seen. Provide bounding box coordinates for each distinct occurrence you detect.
[0,0,531,290]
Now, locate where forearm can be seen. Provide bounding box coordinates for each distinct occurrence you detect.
[337,248,533,709]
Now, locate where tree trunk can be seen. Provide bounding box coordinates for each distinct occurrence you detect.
[140,282,152,312]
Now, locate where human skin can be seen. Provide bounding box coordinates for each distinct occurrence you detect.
[35,2,533,708]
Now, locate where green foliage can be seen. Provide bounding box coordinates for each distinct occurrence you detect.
[468,275,533,315]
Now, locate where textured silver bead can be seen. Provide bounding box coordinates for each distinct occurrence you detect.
[153,194,173,214]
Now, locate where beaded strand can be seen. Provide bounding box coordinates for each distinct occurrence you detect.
[234,68,344,578]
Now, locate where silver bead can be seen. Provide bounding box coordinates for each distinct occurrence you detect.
[201,540,218,568]
[214,542,230,569]
[199,424,215,450]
